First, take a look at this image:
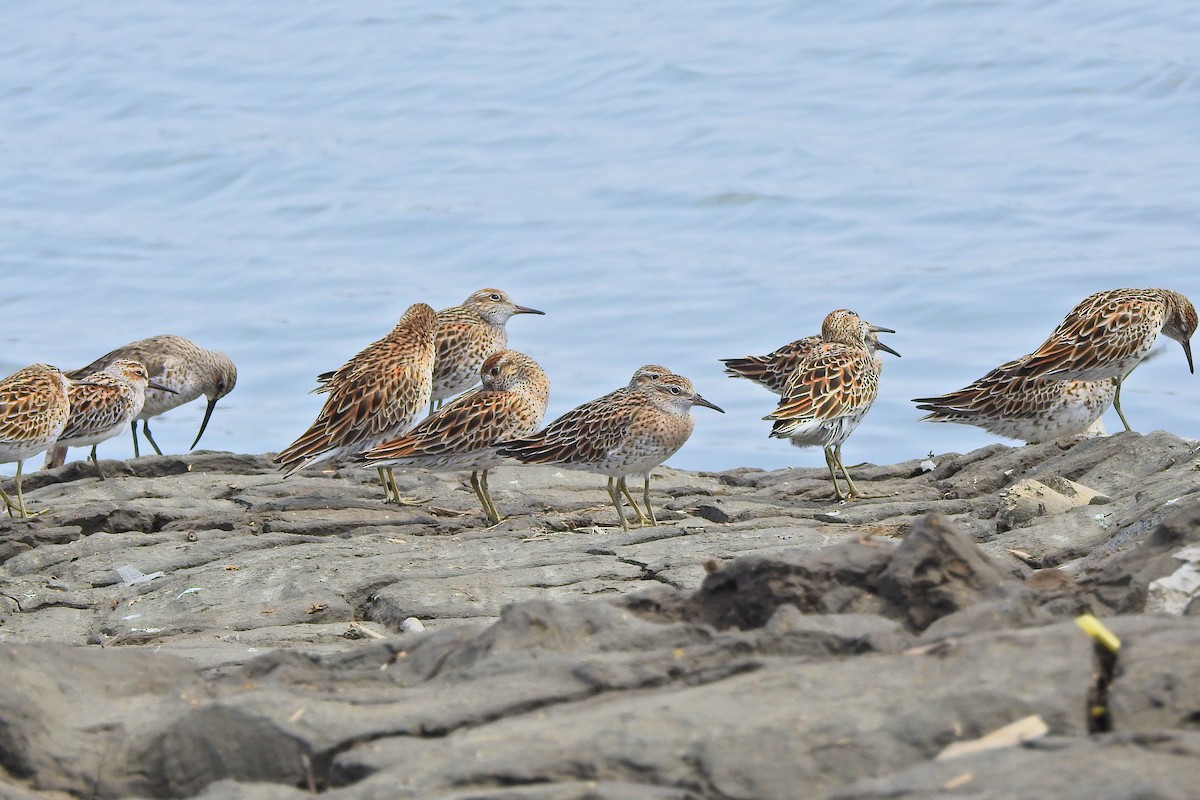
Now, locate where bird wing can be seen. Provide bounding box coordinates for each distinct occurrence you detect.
[1017,293,1159,378]
[360,390,525,462]
[498,390,636,464]
[766,345,877,425]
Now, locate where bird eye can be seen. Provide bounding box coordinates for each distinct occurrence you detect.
[489,293,502,301]
[489,366,500,376]
[669,386,681,395]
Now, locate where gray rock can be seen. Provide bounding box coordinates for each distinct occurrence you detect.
[0,436,1198,800]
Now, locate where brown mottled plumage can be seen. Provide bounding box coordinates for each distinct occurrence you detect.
[68,334,237,456]
[275,303,438,503]
[357,349,549,524]
[1012,288,1196,432]
[914,354,1117,444]
[765,310,895,501]
[721,310,898,394]
[43,359,175,472]
[499,369,723,529]
[429,288,544,406]
[0,364,72,518]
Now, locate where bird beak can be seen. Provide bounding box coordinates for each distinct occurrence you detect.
[693,394,725,413]
[189,396,220,450]
[868,323,896,334]
[1184,340,1195,374]
[513,305,545,316]
[148,381,178,394]
[875,341,902,358]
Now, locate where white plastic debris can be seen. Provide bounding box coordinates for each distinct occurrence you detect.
[919,459,937,473]
[176,587,204,599]
[116,565,165,586]
[400,617,425,633]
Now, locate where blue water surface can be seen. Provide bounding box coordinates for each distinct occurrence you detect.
[2,0,1198,474]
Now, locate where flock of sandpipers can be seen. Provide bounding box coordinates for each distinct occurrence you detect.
[1,287,1195,525]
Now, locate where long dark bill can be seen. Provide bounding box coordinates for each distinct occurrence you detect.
[190,397,219,450]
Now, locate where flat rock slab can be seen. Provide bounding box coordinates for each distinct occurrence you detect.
[0,434,1197,799]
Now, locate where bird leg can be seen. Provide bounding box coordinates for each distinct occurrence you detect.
[130,421,140,458]
[640,473,658,526]
[470,470,501,524]
[1113,376,1134,433]
[606,477,631,530]
[2,461,43,520]
[823,447,849,501]
[378,467,427,506]
[834,444,862,500]
[88,445,106,481]
[618,475,655,527]
[142,420,164,456]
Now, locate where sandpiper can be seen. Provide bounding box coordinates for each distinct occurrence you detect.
[721,313,898,394]
[356,349,549,524]
[275,303,437,504]
[68,335,237,456]
[43,359,177,474]
[914,355,1117,443]
[764,310,897,501]
[1013,288,1196,432]
[427,288,544,410]
[499,369,723,529]
[0,364,73,518]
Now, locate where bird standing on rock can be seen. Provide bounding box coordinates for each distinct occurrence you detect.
[1012,288,1196,433]
[356,349,550,525]
[499,368,723,530]
[0,364,75,518]
[43,358,177,474]
[913,355,1117,444]
[67,334,237,457]
[764,310,898,501]
[275,303,438,504]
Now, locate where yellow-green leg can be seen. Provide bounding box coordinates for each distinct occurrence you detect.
[618,476,655,527]
[378,467,426,505]
[823,447,849,501]
[1113,376,1133,433]
[834,444,862,499]
[89,445,107,481]
[470,470,501,524]
[606,477,631,530]
[1,461,41,519]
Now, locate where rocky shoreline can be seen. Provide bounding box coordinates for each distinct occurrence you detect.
[2,431,1199,799]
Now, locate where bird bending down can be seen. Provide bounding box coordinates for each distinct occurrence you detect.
[1012,288,1196,433]
[43,359,177,474]
[499,368,723,530]
[275,303,437,504]
[67,334,237,457]
[355,349,549,524]
[0,364,74,518]
[913,354,1117,444]
[764,310,898,501]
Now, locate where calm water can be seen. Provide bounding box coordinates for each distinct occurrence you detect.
[3,0,1198,475]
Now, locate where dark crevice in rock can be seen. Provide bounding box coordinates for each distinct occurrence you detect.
[617,557,684,589]
[1087,641,1118,734]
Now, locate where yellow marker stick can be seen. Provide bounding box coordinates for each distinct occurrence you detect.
[1076,614,1121,654]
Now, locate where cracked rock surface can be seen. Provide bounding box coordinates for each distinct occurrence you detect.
[0,430,1198,798]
